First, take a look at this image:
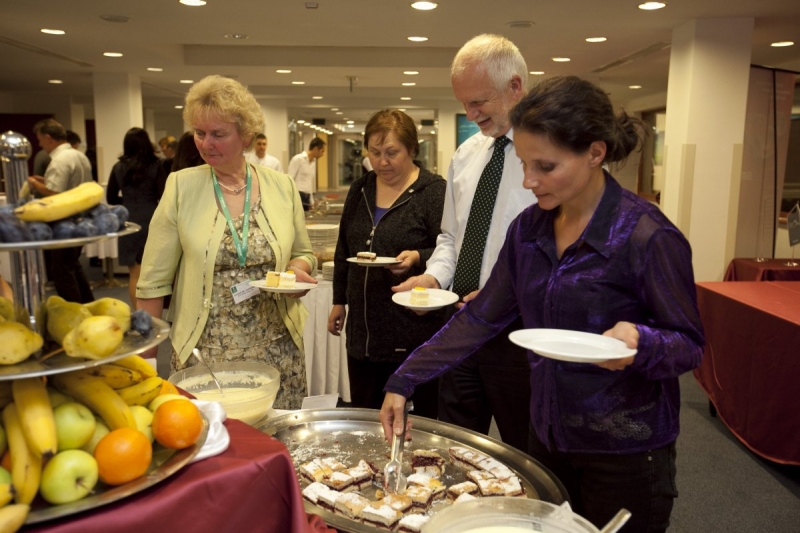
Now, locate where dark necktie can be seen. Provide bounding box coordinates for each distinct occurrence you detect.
[451,135,510,298]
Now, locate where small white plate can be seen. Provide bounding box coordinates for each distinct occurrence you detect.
[346,256,401,266]
[392,288,459,311]
[249,280,318,293]
[508,328,636,363]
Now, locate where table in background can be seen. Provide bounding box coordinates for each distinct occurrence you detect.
[25,419,334,533]
[300,278,351,402]
[724,257,800,281]
[693,281,800,465]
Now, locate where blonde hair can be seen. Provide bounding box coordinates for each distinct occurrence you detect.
[183,75,265,150]
[451,34,528,93]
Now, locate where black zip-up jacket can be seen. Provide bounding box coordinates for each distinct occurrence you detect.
[332,166,447,362]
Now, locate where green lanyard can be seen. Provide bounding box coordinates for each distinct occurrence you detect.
[211,164,252,267]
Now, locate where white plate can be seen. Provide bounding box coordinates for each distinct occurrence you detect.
[249,280,318,293]
[346,256,401,266]
[392,288,459,311]
[508,328,637,363]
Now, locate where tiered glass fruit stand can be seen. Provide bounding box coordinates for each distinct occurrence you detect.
[0,131,206,524]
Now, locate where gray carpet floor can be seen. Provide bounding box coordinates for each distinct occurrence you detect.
[84,262,800,532]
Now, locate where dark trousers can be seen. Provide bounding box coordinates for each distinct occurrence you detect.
[299,191,311,212]
[45,247,94,303]
[438,316,530,451]
[528,425,678,533]
[347,355,439,419]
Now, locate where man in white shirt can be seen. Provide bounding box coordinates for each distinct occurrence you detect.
[28,118,95,303]
[245,133,283,172]
[287,137,326,211]
[393,34,536,451]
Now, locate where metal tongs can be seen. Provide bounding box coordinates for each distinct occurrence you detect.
[384,400,413,494]
[192,348,223,393]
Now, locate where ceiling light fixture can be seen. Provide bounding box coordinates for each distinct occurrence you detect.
[552,57,570,62]
[629,85,643,89]
[297,120,306,124]
[347,124,354,128]
[292,81,305,85]
[771,41,795,47]
[638,2,666,10]
[399,108,407,112]
[305,2,319,8]
[48,79,63,84]
[276,69,292,74]
[180,80,194,84]
[411,2,437,10]
[529,71,545,75]
[175,105,184,109]
[224,34,249,39]
[312,96,323,99]
[331,108,339,111]
[400,97,412,100]
[407,36,428,42]
[40,29,65,35]
[346,120,355,124]
[147,67,163,72]
[404,71,419,75]
[103,52,123,57]
[179,0,207,6]
[586,37,607,43]
[335,112,343,115]
[402,82,416,86]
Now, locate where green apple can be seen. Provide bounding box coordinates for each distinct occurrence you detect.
[53,402,96,451]
[47,387,74,408]
[148,393,190,413]
[40,449,99,504]
[0,466,10,484]
[80,417,110,455]
[130,405,154,443]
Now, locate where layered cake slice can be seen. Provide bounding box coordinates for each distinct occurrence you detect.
[299,457,346,482]
[446,480,479,501]
[356,251,377,262]
[322,470,357,492]
[342,460,375,490]
[380,492,412,514]
[453,492,478,504]
[409,287,430,306]
[500,475,525,497]
[477,456,515,481]
[361,502,402,530]
[301,482,338,506]
[449,446,488,470]
[397,514,430,532]
[406,473,446,500]
[411,449,446,477]
[265,271,281,287]
[404,485,434,512]
[333,492,371,520]
[466,470,505,497]
[279,270,296,288]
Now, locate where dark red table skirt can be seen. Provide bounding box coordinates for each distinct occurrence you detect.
[723,257,800,281]
[694,282,800,465]
[24,419,336,533]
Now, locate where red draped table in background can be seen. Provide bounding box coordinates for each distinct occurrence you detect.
[694,281,800,465]
[24,419,335,533]
[724,257,800,281]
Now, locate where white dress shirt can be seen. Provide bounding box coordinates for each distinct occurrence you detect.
[425,129,536,291]
[44,143,93,193]
[245,152,283,173]
[287,151,316,195]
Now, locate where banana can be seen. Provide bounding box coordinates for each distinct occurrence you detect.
[13,181,104,222]
[77,364,144,390]
[11,378,57,458]
[50,373,136,431]
[2,404,41,505]
[115,376,164,407]
[0,382,11,411]
[114,354,158,379]
[0,504,29,533]
[0,483,13,508]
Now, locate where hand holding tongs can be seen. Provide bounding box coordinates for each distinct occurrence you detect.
[384,400,413,494]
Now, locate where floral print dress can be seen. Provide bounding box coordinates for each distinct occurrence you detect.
[170,197,307,410]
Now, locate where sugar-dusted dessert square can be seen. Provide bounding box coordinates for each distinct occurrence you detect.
[446,480,479,501]
[448,445,488,470]
[411,448,446,478]
[361,502,402,530]
[333,492,370,520]
[406,473,446,500]
[397,513,430,532]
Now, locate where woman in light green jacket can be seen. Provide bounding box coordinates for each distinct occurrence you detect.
[137,75,316,409]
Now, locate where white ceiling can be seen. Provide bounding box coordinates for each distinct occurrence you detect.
[2,0,799,128]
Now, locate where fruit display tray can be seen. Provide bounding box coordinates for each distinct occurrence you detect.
[256,408,568,533]
[0,221,140,251]
[0,317,169,380]
[24,412,208,524]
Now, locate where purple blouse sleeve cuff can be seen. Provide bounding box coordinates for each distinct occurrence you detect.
[384,374,415,399]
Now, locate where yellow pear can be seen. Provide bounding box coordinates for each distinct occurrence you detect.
[83,297,131,333]
[0,297,13,322]
[45,295,92,345]
[0,322,43,365]
[62,316,123,359]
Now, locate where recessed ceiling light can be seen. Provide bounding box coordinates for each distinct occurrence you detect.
[586,37,607,43]
[103,52,123,57]
[224,34,249,39]
[331,108,339,111]
[292,81,305,85]
[402,82,416,86]
[335,112,343,115]
[175,105,184,109]
[638,2,666,10]
[305,2,319,8]
[179,0,207,6]
[552,57,570,62]
[297,120,306,124]
[529,71,545,75]
[407,36,428,42]
[400,97,412,100]
[40,29,65,35]
[312,96,323,99]
[48,79,63,84]
[411,2,438,10]
[771,41,795,47]
[346,120,355,124]
[276,69,292,74]
[404,71,419,75]
[180,79,193,84]
[399,108,407,112]
[629,85,643,89]
[147,67,163,72]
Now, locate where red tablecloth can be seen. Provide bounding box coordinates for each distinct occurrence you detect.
[723,257,800,281]
[693,281,800,465]
[24,419,336,533]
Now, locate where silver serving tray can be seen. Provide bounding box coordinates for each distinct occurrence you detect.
[25,411,208,524]
[257,408,567,533]
[0,317,170,380]
[0,221,140,251]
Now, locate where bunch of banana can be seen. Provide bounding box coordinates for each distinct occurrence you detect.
[115,376,164,407]
[114,354,158,379]
[11,378,57,459]
[2,404,41,505]
[13,181,104,223]
[0,504,29,533]
[50,373,136,431]
[78,364,144,390]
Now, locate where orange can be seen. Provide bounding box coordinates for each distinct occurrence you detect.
[152,399,202,450]
[94,427,152,485]
[159,380,179,396]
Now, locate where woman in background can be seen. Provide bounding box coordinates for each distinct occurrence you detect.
[171,131,204,172]
[107,127,166,307]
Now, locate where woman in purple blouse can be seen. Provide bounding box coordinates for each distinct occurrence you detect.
[380,76,705,532]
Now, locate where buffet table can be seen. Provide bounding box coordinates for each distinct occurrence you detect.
[723,257,800,281]
[693,281,800,465]
[24,419,335,533]
[300,278,351,402]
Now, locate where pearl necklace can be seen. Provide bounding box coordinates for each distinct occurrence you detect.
[217,180,246,195]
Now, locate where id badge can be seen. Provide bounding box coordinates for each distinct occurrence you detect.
[230,279,260,304]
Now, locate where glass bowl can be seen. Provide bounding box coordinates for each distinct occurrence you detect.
[168,361,280,426]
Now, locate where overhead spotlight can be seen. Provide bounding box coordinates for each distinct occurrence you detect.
[276,69,292,74]
[402,82,416,86]
[180,79,194,84]
[404,71,419,75]
[400,97,412,100]
[40,29,65,35]
[179,0,207,6]
[335,111,343,115]
[529,71,545,75]
[175,105,184,109]
[48,79,63,84]
[551,57,570,62]
[411,2,438,10]
[312,96,323,100]
[346,120,354,124]
[629,85,643,89]
[585,37,607,43]
[638,2,666,10]
[331,108,339,111]
[147,67,163,72]
[407,36,428,42]
[292,81,305,85]
[103,52,123,57]
[224,34,249,39]
[771,41,795,47]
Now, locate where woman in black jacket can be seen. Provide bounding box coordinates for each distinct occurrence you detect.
[328,110,446,418]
